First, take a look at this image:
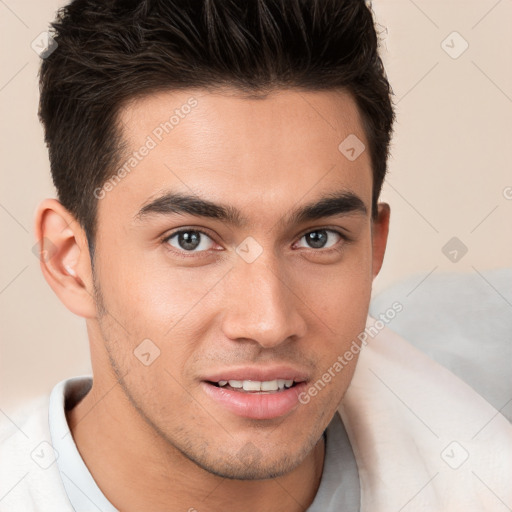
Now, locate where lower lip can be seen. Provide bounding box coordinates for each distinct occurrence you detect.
[201,382,307,420]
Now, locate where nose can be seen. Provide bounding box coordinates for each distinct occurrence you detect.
[220,254,308,349]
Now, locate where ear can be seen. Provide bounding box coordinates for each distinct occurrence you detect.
[34,198,97,318]
[371,202,390,279]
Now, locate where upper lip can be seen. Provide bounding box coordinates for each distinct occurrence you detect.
[202,365,310,383]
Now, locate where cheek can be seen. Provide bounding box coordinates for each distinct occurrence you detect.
[297,242,373,327]
[294,242,373,402]
[95,258,228,381]
[100,247,228,333]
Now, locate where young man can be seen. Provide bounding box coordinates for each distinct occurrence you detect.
[1,0,510,511]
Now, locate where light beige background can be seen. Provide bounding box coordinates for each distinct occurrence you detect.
[1,0,511,409]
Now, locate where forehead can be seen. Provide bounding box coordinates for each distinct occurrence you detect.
[100,88,372,228]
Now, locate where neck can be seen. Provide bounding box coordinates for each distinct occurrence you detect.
[67,378,326,512]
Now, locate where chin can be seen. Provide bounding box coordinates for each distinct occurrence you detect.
[198,455,301,481]
[187,436,319,481]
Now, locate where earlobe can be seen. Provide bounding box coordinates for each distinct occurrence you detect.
[34,199,97,318]
[371,202,390,279]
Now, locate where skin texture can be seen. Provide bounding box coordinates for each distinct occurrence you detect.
[35,88,390,512]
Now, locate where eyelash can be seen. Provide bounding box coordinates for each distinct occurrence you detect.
[162,227,351,259]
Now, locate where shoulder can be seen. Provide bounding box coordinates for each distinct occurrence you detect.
[369,268,512,419]
[0,394,74,512]
[338,317,512,511]
[0,394,48,443]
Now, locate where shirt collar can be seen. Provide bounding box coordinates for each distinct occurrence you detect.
[48,376,118,512]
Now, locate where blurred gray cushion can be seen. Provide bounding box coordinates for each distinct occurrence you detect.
[369,268,512,422]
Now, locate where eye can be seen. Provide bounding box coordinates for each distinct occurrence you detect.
[165,229,216,253]
[295,229,343,250]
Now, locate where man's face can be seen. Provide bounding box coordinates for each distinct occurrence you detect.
[89,88,385,479]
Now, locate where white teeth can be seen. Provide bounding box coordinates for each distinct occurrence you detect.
[218,379,295,391]
[261,380,279,391]
[242,380,262,391]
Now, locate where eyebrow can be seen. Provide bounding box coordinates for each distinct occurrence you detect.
[135,189,367,228]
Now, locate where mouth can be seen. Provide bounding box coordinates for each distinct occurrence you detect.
[200,369,309,420]
[207,379,299,393]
